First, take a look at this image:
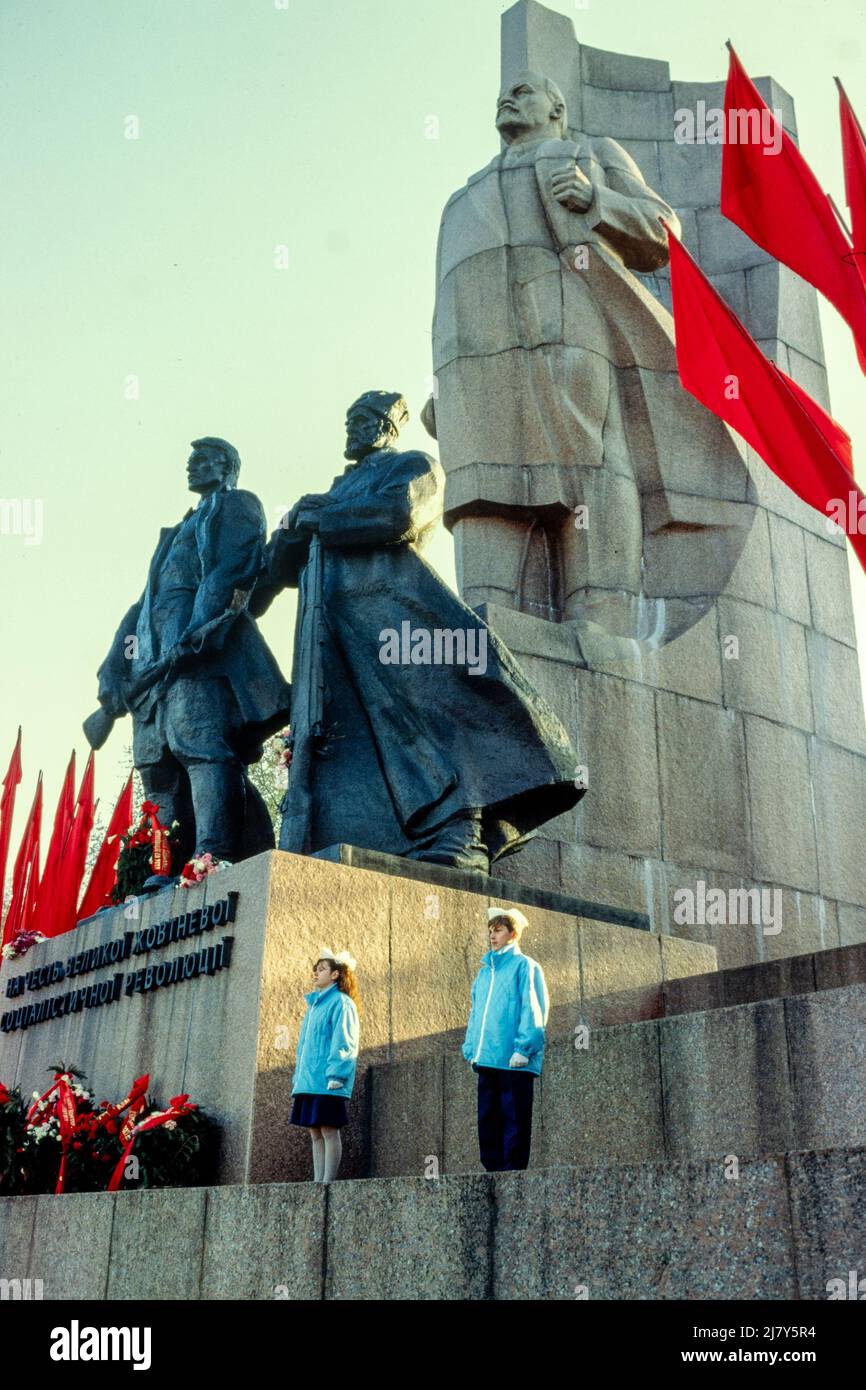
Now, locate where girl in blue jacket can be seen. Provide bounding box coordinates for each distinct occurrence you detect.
[290,948,360,1183]
[462,907,549,1171]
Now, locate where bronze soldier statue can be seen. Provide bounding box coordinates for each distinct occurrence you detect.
[252,392,581,873]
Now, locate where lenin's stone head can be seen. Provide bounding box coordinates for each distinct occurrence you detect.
[344,391,409,461]
[186,437,241,495]
[495,71,568,145]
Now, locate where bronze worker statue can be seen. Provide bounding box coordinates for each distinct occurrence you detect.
[85,437,291,868]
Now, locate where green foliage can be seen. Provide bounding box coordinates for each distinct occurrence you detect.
[123,1106,219,1191]
[246,745,285,839]
[0,1084,27,1196]
[110,820,184,904]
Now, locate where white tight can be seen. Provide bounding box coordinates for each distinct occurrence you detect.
[309,1125,342,1183]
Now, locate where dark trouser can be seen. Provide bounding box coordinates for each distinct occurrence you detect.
[476,1067,535,1172]
[140,756,274,864]
[134,675,247,863]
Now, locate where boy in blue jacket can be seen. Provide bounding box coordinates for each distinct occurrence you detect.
[462,906,549,1172]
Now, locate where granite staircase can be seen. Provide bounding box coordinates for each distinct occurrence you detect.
[2,943,865,1299]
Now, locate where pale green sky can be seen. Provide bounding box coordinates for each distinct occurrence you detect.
[0,0,864,855]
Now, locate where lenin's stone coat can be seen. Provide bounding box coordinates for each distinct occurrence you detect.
[430,117,756,650]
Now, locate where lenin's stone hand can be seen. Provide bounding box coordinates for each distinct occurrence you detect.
[550,161,593,213]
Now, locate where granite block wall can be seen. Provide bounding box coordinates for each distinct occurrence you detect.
[4,1147,865,1299]
[485,2,866,971]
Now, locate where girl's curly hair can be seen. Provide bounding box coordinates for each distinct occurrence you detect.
[316,957,360,1009]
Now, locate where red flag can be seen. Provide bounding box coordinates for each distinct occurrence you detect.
[50,752,96,938]
[667,225,866,570]
[0,728,22,917]
[2,774,43,947]
[721,45,866,372]
[837,78,866,288]
[30,752,76,939]
[78,772,134,922]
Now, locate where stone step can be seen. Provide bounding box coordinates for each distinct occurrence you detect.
[2,1146,863,1299]
[370,940,866,1071]
[312,842,651,931]
[365,980,866,1179]
[663,941,866,1016]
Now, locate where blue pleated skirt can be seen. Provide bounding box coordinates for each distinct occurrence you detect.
[289,1093,348,1128]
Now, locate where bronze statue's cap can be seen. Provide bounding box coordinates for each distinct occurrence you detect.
[349,390,409,432]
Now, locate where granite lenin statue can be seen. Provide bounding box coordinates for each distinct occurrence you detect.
[251,391,581,873]
[425,71,753,656]
[86,438,291,867]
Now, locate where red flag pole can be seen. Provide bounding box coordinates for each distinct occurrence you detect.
[835,76,866,148]
[836,76,866,285]
[31,751,76,939]
[78,772,134,922]
[51,752,96,937]
[0,727,23,921]
[828,194,853,242]
[2,772,43,948]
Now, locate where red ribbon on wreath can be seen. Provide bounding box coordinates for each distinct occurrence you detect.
[106,1093,196,1192]
[102,1072,150,1143]
[25,1071,78,1195]
[140,801,171,877]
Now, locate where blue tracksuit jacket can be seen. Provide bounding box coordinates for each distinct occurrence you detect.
[462,941,549,1076]
[291,983,360,1099]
